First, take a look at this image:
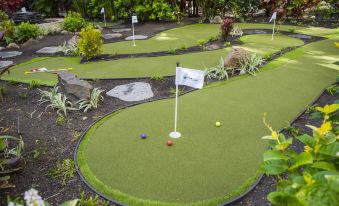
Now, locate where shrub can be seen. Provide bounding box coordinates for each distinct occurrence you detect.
[63,11,87,33]
[0,0,23,14]
[1,20,15,43]
[78,25,103,60]
[14,22,40,43]
[261,104,339,206]
[220,18,233,41]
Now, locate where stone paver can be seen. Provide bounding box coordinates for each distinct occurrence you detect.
[0,61,14,69]
[112,28,131,33]
[102,33,122,40]
[0,51,22,58]
[36,46,62,55]
[106,82,154,102]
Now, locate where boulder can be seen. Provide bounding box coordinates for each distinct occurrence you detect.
[21,38,39,48]
[67,35,78,46]
[0,47,4,51]
[6,43,20,49]
[224,48,249,68]
[57,71,93,100]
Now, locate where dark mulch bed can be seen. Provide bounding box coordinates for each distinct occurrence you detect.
[0,76,337,205]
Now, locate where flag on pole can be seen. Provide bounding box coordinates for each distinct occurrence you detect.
[100,8,105,14]
[269,12,277,23]
[175,67,205,89]
[169,65,204,139]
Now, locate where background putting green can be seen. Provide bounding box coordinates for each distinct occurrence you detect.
[77,37,339,205]
[3,34,303,85]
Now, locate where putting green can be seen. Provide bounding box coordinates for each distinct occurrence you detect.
[3,34,304,85]
[76,37,339,205]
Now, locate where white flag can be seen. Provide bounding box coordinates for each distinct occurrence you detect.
[175,67,205,89]
[132,16,138,23]
[269,12,277,23]
[100,8,105,14]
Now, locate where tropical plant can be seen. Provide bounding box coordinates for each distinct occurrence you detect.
[77,88,104,113]
[238,53,265,76]
[0,135,24,189]
[14,22,40,44]
[220,18,233,40]
[60,41,80,56]
[78,25,103,60]
[326,84,339,96]
[38,86,76,117]
[205,57,235,80]
[49,159,76,186]
[261,103,339,206]
[0,19,14,44]
[63,11,87,33]
[32,0,71,17]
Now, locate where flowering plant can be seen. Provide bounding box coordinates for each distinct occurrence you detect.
[220,18,233,41]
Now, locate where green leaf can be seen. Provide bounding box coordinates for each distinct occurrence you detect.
[267,191,301,206]
[0,139,6,151]
[312,161,337,172]
[321,132,336,145]
[59,199,79,206]
[261,159,288,175]
[263,150,289,161]
[319,142,339,157]
[289,152,313,170]
[297,134,316,147]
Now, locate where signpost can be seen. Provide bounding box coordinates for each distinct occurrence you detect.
[132,16,138,46]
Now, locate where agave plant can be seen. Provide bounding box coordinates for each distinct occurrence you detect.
[77,88,104,113]
[238,53,265,76]
[38,86,76,117]
[205,57,235,80]
[230,26,243,37]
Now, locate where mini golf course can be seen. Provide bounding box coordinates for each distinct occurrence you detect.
[3,23,339,205]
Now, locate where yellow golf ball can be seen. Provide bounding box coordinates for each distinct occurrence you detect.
[216,122,221,127]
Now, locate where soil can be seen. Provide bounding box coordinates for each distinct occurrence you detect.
[0,19,338,206]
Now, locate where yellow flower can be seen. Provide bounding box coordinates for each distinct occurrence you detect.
[304,145,313,153]
[272,131,279,140]
[317,122,332,137]
[335,42,339,48]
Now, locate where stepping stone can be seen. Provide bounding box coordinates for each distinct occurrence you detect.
[106,82,154,102]
[102,33,122,40]
[112,28,131,33]
[36,46,62,55]
[0,61,13,69]
[0,51,22,58]
[125,35,148,40]
[247,30,267,34]
[289,34,312,39]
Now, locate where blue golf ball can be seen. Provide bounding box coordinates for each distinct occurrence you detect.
[140,134,147,139]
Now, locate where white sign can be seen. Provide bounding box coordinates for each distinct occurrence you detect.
[100,7,105,14]
[175,67,205,89]
[132,16,138,23]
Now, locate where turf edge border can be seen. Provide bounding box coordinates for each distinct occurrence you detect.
[73,81,334,206]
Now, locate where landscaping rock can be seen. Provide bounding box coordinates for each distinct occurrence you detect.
[0,61,13,69]
[112,28,131,33]
[0,51,22,58]
[21,38,39,48]
[106,82,154,102]
[6,43,20,49]
[95,25,103,31]
[36,46,62,55]
[247,30,267,34]
[224,48,249,68]
[125,35,148,40]
[211,16,223,24]
[58,71,93,100]
[102,33,122,40]
[0,47,4,51]
[61,30,69,35]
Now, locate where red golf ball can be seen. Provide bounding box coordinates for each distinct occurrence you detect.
[167,140,173,146]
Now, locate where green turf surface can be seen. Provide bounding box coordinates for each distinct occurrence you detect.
[77,37,339,205]
[3,34,304,85]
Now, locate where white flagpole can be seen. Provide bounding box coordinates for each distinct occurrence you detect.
[169,62,181,139]
[132,22,136,46]
[104,12,106,27]
[272,18,276,40]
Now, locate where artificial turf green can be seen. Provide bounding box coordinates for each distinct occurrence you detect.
[76,37,339,205]
[3,34,304,85]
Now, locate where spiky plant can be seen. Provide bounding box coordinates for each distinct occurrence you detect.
[238,53,265,76]
[77,88,104,113]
